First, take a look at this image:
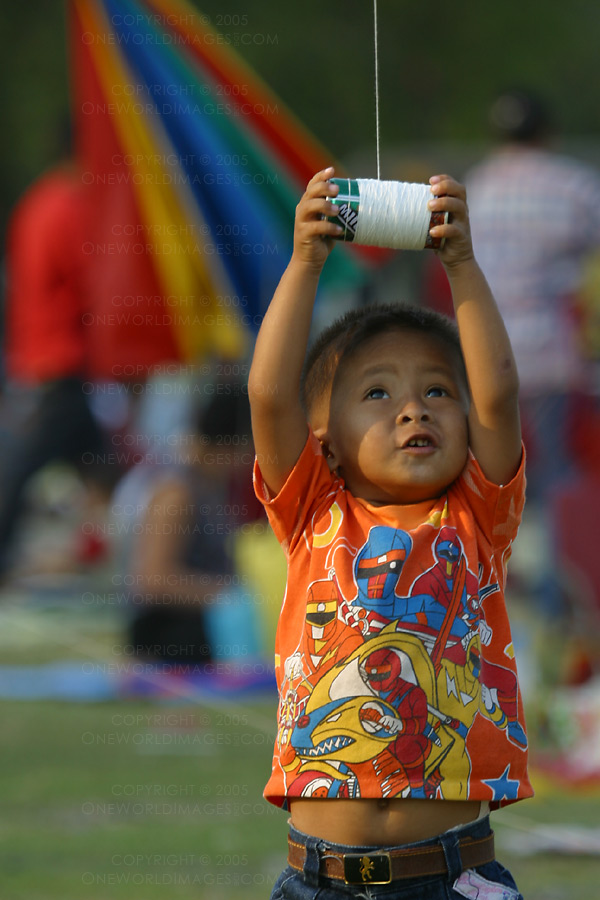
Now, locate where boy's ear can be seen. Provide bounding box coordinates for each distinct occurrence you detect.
[313,427,339,473]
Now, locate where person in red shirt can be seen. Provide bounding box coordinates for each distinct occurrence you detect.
[0,156,105,575]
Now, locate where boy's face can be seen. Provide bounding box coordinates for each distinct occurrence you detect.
[314,329,469,505]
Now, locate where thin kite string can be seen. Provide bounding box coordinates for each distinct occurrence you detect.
[373,0,381,179]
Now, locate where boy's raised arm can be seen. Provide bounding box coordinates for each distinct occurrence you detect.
[428,176,522,485]
[248,168,342,495]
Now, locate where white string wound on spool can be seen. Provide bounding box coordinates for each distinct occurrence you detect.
[328,178,447,250]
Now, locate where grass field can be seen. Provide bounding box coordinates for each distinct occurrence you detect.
[1,694,599,900]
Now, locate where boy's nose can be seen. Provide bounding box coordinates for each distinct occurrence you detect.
[396,399,430,424]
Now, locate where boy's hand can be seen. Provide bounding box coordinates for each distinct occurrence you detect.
[428,175,474,270]
[292,167,343,270]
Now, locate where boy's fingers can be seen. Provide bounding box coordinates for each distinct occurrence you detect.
[301,220,343,238]
[427,195,466,216]
[429,175,466,201]
[429,220,459,238]
[304,182,339,203]
[429,220,472,249]
[298,212,344,235]
[297,197,339,220]
[304,169,339,200]
[308,166,336,185]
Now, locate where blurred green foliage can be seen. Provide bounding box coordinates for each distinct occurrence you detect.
[2,0,600,239]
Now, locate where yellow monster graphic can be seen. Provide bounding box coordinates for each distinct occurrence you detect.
[287,626,464,799]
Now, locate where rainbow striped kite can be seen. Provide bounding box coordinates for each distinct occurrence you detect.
[70,0,375,376]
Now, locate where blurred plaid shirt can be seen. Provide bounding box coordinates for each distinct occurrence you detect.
[466,147,600,392]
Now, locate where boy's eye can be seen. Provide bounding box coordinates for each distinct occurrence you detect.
[365,387,389,400]
[426,386,448,398]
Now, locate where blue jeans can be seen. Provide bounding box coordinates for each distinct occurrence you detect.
[271,816,523,899]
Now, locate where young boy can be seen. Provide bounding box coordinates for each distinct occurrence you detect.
[248,169,532,898]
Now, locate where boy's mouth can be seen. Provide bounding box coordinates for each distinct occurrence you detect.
[401,433,437,450]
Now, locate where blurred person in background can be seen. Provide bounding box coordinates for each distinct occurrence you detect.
[112,383,263,664]
[465,88,600,502]
[0,117,111,580]
[464,88,600,615]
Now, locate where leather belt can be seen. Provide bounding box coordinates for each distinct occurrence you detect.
[288,831,495,885]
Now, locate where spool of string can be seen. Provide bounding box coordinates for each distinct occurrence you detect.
[328,178,446,251]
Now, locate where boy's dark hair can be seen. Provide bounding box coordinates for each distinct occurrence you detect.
[300,303,466,414]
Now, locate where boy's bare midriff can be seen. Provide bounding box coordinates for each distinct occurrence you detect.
[290,797,482,845]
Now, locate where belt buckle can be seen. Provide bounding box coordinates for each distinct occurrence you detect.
[343,852,391,885]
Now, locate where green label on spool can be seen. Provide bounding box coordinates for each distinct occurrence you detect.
[327,178,360,242]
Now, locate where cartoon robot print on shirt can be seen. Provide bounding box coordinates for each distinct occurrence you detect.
[276,575,364,783]
[288,628,456,800]
[342,526,421,635]
[355,526,412,616]
[409,527,526,749]
[408,528,490,660]
[281,520,525,801]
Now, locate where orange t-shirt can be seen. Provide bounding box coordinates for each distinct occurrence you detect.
[254,428,533,810]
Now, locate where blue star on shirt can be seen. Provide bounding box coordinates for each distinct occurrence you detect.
[483,765,519,801]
